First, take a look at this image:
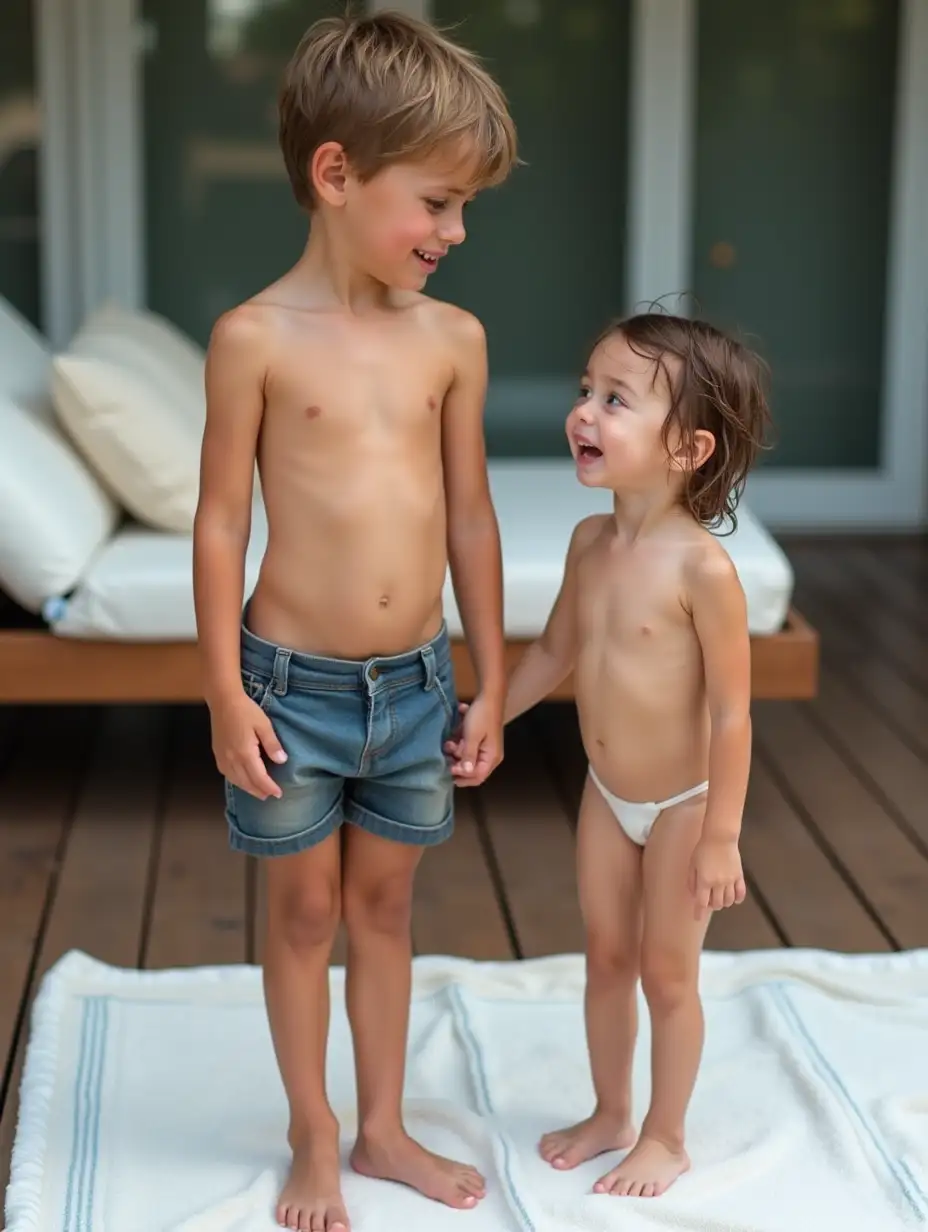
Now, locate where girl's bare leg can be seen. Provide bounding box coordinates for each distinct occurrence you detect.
[595,798,709,1199]
[540,774,642,1170]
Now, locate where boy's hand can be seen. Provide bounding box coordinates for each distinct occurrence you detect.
[210,691,287,800]
[688,836,746,920]
[446,694,502,787]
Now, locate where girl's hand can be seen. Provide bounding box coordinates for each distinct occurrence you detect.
[688,837,747,920]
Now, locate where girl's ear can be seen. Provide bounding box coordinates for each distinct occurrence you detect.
[671,428,716,472]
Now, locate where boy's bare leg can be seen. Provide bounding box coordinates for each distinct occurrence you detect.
[264,832,348,1231]
[343,826,486,1208]
[540,775,641,1169]
[595,799,709,1199]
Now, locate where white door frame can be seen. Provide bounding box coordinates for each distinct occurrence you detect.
[37,0,928,529]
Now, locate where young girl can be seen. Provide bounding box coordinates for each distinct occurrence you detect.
[462,313,769,1199]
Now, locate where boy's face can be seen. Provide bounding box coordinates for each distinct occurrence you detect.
[566,333,684,491]
[343,146,478,291]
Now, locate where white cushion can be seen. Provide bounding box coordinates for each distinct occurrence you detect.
[51,464,794,640]
[51,353,201,533]
[69,301,206,429]
[0,296,53,418]
[0,394,118,612]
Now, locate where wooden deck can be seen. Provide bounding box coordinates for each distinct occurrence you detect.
[2,535,928,1207]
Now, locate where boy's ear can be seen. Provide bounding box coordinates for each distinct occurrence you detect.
[671,428,716,472]
[311,141,350,206]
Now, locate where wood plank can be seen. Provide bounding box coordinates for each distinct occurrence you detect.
[803,667,928,851]
[412,791,513,959]
[739,758,890,952]
[844,544,927,626]
[791,581,928,757]
[789,545,928,689]
[532,703,587,815]
[0,705,168,1202]
[478,715,586,958]
[0,615,819,704]
[754,700,928,949]
[144,706,248,969]
[0,711,93,1110]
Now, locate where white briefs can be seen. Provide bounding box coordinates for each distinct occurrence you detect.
[588,765,709,846]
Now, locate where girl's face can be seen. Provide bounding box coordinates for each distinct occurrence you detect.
[566,332,681,490]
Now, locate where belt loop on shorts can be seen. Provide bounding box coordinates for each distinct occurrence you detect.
[271,647,291,695]
[421,643,437,691]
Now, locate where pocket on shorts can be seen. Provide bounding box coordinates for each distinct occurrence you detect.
[434,659,460,737]
[241,669,271,710]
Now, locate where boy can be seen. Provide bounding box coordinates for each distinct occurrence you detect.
[193,12,517,1231]
[453,314,768,1200]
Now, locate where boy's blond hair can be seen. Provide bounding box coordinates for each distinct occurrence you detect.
[279,10,517,210]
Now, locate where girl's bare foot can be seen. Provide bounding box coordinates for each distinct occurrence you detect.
[539,1110,636,1170]
[350,1131,486,1209]
[277,1134,349,1230]
[594,1135,690,1198]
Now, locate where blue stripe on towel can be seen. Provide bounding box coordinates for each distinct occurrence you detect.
[771,983,927,1222]
[62,997,109,1232]
[450,987,536,1232]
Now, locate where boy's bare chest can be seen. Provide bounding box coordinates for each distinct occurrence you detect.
[264,326,452,437]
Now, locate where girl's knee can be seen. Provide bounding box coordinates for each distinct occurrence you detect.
[640,950,698,1014]
[586,934,639,986]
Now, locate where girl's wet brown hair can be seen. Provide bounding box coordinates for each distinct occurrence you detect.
[595,313,772,531]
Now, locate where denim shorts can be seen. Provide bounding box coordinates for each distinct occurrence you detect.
[224,621,459,858]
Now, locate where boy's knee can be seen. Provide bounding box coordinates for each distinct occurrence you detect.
[343,875,414,938]
[640,951,697,1014]
[274,881,341,952]
[585,934,639,985]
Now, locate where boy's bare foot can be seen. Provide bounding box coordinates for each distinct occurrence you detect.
[593,1135,690,1198]
[539,1111,636,1170]
[277,1136,349,1231]
[350,1131,486,1209]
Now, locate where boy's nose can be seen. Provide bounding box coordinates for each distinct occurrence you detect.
[439,218,466,246]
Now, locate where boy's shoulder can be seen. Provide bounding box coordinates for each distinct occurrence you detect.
[413,294,486,355]
[208,294,289,360]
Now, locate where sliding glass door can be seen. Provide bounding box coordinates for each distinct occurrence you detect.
[691,0,900,471]
[0,0,41,329]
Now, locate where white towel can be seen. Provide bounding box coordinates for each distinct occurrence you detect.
[5,949,928,1231]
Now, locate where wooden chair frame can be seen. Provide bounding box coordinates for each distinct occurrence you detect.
[0,608,818,703]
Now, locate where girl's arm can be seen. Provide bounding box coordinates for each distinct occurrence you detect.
[504,516,603,724]
[687,544,752,914]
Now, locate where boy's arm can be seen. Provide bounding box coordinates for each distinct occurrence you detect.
[688,546,752,914]
[441,311,504,784]
[194,308,284,797]
[504,517,596,724]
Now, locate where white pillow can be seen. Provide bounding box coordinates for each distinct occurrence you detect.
[0,394,118,611]
[69,301,206,430]
[52,354,201,533]
[0,296,53,418]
